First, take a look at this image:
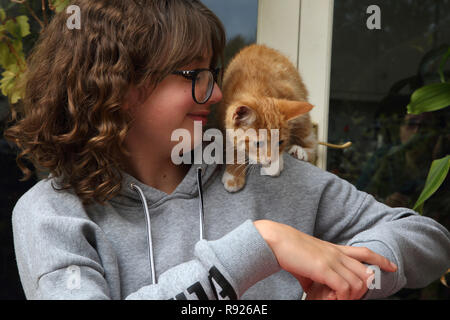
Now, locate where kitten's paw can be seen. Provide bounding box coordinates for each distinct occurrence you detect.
[260,165,280,176]
[288,145,309,162]
[222,171,245,192]
[260,156,284,176]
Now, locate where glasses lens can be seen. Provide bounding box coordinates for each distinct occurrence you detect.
[194,70,214,103]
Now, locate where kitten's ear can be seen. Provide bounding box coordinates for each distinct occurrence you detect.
[232,105,257,126]
[279,99,314,121]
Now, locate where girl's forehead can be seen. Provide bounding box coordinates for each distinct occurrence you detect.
[181,54,213,69]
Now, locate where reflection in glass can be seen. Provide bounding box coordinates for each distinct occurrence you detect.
[202,0,258,66]
[328,0,449,299]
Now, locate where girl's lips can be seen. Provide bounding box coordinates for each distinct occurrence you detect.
[188,114,209,124]
[188,111,210,124]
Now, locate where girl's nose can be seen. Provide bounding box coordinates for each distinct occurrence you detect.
[208,82,223,105]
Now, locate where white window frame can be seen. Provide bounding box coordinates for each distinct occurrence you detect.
[257,0,334,170]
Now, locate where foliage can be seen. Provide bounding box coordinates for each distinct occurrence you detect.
[407,47,450,214]
[0,0,69,104]
[412,155,450,213]
[407,83,450,115]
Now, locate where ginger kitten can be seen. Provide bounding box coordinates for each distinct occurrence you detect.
[217,44,317,192]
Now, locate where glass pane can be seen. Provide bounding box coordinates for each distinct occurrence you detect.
[328,0,450,299]
[202,0,258,66]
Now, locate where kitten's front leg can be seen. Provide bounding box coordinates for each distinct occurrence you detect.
[222,163,247,192]
[288,145,309,162]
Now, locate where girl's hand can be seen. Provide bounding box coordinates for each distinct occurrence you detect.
[254,220,397,300]
[305,282,337,300]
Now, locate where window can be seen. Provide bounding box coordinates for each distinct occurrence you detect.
[327,0,450,220]
[259,0,450,299]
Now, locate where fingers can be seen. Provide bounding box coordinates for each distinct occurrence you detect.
[296,275,313,292]
[305,282,337,300]
[315,267,356,300]
[297,252,376,299]
[334,261,368,299]
[304,252,380,300]
[305,266,367,300]
[336,245,397,272]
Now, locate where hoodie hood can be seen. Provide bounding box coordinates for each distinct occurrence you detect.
[110,161,221,209]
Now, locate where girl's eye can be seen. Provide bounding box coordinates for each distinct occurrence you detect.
[279,140,284,145]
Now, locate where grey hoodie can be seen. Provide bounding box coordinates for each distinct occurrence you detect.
[11,153,450,300]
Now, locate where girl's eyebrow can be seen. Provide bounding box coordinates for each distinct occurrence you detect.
[193,55,211,65]
[183,56,211,69]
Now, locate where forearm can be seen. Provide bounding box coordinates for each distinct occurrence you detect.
[313,170,450,298]
[347,213,450,294]
[253,220,280,253]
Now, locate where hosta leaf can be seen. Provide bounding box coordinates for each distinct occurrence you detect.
[413,155,450,213]
[407,83,450,115]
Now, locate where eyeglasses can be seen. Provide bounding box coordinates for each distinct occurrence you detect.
[172,68,220,104]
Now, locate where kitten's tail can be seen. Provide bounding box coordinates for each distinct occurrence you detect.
[318,141,352,149]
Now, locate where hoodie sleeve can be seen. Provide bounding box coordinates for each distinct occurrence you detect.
[313,170,450,299]
[12,186,280,300]
[126,220,280,300]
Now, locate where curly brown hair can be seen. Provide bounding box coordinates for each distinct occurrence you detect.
[4,0,226,206]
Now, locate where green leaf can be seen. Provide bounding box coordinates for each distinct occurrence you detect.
[407,83,450,115]
[16,15,30,38]
[0,42,16,68]
[51,0,71,13]
[0,65,24,104]
[3,16,30,39]
[5,19,21,38]
[439,47,450,83]
[0,9,6,22]
[413,155,450,213]
[11,38,25,61]
[10,86,23,104]
[0,69,17,97]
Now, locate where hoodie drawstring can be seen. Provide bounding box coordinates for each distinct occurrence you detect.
[129,166,206,285]
[130,182,157,285]
[197,167,206,241]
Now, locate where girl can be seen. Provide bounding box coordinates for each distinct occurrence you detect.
[5,0,449,300]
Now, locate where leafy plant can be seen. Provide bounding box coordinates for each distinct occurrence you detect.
[0,0,69,104]
[406,47,450,214]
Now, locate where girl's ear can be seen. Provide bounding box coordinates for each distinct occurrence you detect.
[232,105,257,127]
[122,86,139,112]
[278,99,314,121]
[122,85,147,114]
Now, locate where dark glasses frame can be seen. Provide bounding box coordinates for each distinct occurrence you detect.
[172,68,221,104]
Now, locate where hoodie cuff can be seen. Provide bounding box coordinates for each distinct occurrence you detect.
[350,240,404,299]
[201,219,281,297]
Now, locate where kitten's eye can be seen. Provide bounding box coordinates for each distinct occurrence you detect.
[278,140,285,145]
[254,141,264,148]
